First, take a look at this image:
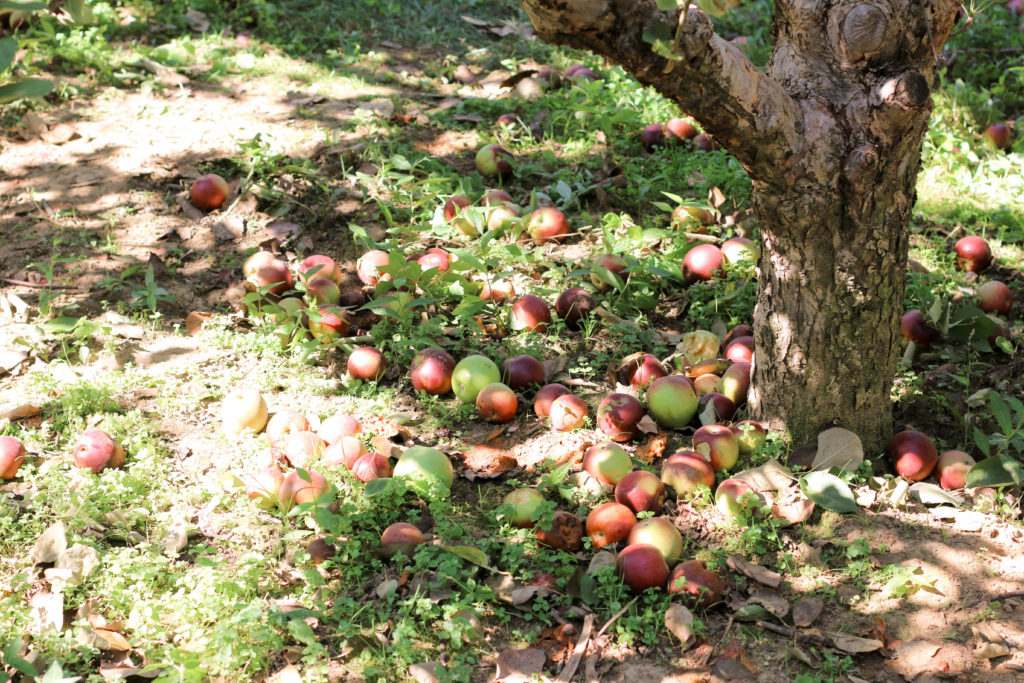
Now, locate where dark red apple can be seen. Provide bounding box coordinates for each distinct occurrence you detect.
[640,124,666,151]
[977,281,1012,315]
[555,287,596,330]
[900,310,940,349]
[692,134,713,152]
[586,502,637,549]
[597,393,645,442]
[380,522,425,559]
[549,394,588,431]
[534,383,571,417]
[984,123,1012,150]
[724,324,753,346]
[564,64,600,81]
[583,443,632,485]
[724,336,754,363]
[590,253,628,292]
[665,118,697,141]
[646,375,698,429]
[348,347,387,381]
[954,236,992,273]
[495,113,519,128]
[500,355,545,390]
[190,173,229,210]
[535,511,584,551]
[476,383,518,423]
[661,451,715,492]
[338,289,367,309]
[625,353,668,390]
[307,537,336,565]
[511,295,552,333]
[683,244,725,284]
[356,250,391,285]
[693,424,740,472]
[0,436,26,479]
[526,207,570,245]
[617,543,669,592]
[443,195,471,221]
[669,560,726,609]
[299,255,342,285]
[411,348,456,395]
[615,470,666,514]
[887,430,938,481]
[351,452,393,482]
[73,429,125,473]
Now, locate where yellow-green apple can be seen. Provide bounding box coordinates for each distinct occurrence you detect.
[452,355,501,404]
[503,488,544,528]
[393,446,455,496]
[222,388,269,436]
[731,420,767,454]
[583,443,632,485]
[671,205,713,230]
[475,143,514,179]
[306,278,341,305]
[718,361,751,406]
[626,517,683,565]
[720,237,760,265]
[646,375,698,429]
[715,478,761,520]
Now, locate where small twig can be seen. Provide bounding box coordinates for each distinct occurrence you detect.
[966,590,1024,608]
[595,596,638,639]
[557,614,595,682]
[699,615,734,665]
[1,278,87,291]
[920,0,941,65]
[756,620,832,648]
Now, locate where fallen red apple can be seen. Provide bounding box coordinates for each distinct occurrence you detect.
[640,124,666,151]
[646,375,698,430]
[452,355,502,404]
[443,195,471,221]
[510,295,552,333]
[590,253,628,292]
[483,189,515,207]
[526,207,570,245]
[477,382,519,423]
[954,236,992,273]
[555,287,596,330]
[549,394,588,431]
[900,310,940,350]
[475,143,514,179]
[411,347,457,395]
[0,436,26,479]
[583,442,632,485]
[495,113,519,128]
[318,414,361,444]
[718,362,752,406]
[614,470,666,514]
[222,388,269,436]
[936,450,975,490]
[393,446,455,496]
[351,452,393,482]
[720,237,760,265]
[324,435,367,470]
[669,560,726,609]
[348,347,387,381]
[308,305,352,341]
[266,409,311,445]
[977,281,1013,316]
[380,522,425,559]
[500,355,545,390]
[683,244,725,284]
[617,543,669,592]
[691,134,713,152]
[486,205,520,232]
[586,502,637,549]
[534,383,571,417]
[243,250,277,279]
[535,510,584,551]
[693,424,740,472]
[625,353,668,390]
[73,430,125,474]
[665,118,697,141]
[984,123,1013,150]
[356,250,392,285]
[279,469,330,510]
[724,324,754,346]
[671,205,713,230]
[732,420,767,454]
[480,279,515,302]
[190,173,229,211]
[249,258,294,296]
[415,248,451,273]
[887,430,938,481]
[597,393,645,442]
[564,64,600,81]
[245,466,285,509]
[724,336,755,363]
[299,255,342,286]
[626,517,683,565]
[503,488,545,528]
[281,431,326,469]
[661,451,716,493]
[715,478,761,520]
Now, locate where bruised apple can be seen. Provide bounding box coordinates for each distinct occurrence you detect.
[615,470,666,514]
[549,394,588,431]
[586,502,637,549]
[669,560,726,609]
[692,424,739,472]
[534,383,571,417]
[535,510,584,551]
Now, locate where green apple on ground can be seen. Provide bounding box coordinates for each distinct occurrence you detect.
[452,355,501,404]
[393,446,455,497]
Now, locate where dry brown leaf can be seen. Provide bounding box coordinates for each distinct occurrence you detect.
[791,596,824,627]
[665,604,695,646]
[812,427,864,472]
[33,521,67,564]
[748,589,789,618]
[1,403,42,421]
[495,647,546,682]
[94,628,132,651]
[827,632,883,653]
[726,555,781,588]
[185,311,212,335]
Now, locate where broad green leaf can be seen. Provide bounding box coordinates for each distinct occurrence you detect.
[989,392,1013,436]
[0,1,47,10]
[0,37,16,73]
[965,455,1024,488]
[656,0,681,9]
[801,471,858,513]
[363,477,393,497]
[697,0,740,17]
[0,78,54,104]
[439,544,491,569]
[42,317,83,334]
[972,426,990,458]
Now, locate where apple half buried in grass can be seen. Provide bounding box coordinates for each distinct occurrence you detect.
[380,522,425,559]
[298,255,342,285]
[245,466,285,509]
[590,253,628,292]
[393,446,455,497]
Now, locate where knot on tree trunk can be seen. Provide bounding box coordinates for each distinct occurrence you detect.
[828,2,896,65]
[878,71,930,110]
[522,0,615,41]
[843,144,879,186]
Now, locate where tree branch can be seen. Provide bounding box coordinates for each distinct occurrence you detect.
[521,0,802,183]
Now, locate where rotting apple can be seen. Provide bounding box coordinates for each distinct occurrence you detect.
[549,394,588,431]
[0,436,26,479]
[307,537,336,565]
[555,287,596,330]
[348,347,387,382]
[411,347,457,395]
[661,451,715,493]
[380,522,425,559]
[393,445,455,496]
[671,205,713,230]
[590,253,628,292]
[526,207,570,245]
[586,502,637,549]
[500,355,545,390]
[614,470,666,514]
[534,383,571,417]
[693,424,740,472]
[298,255,342,285]
[596,393,645,442]
[669,560,726,609]
[281,431,326,469]
[936,450,976,490]
[626,517,683,565]
[356,250,392,285]
[222,388,269,436]
[503,488,545,528]
[190,173,229,211]
[954,236,992,273]
[324,435,367,470]
[477,382,519,423]
[715,477,761,520]
[535,510,584,551]
[510,295,552,333]
[475,143,514,179]
[352,452,393,482]
[676,330,721,366]
[318,413,361,444]
[583,443,632,485]
[452,355,502,404]
[887,430,938,481]
[646,375,698,430]
[977,281,1013,316]
[696,392,737,423]
[900,310,940,350]
[683,244,725,284]
[732,420,767,455]
[617,543,669,592]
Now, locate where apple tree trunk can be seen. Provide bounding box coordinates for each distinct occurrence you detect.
[521,0,962,451]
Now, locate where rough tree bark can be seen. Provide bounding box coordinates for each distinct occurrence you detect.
[521,0,961,451]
